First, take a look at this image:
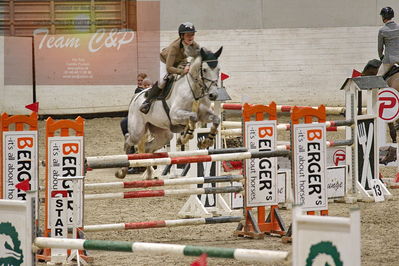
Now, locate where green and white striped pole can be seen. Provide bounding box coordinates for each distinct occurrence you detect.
[33,237,288,263]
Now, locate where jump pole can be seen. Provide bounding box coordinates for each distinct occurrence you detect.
[83,216,242,232]
[86,141,353,169]
[221,103,369,115]
[86,147,248,169]
[84,186,243,200]
[222,127,345,136]
[222,119,353,130]
[33,237,288,264]
[84,175,243,190]
[87,150,290,169]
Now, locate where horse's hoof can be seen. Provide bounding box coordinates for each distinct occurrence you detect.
[176,138,182,146]
[189,114,198,122]
[115,168,127,179]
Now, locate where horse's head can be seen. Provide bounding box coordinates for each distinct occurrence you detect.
[362,59,399,90]
[189,46,223,101]
[362,59,381,76]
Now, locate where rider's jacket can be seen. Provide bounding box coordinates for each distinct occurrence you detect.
[160,38,200,75]
[378,20,399,64]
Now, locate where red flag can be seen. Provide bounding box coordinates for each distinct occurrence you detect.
[190,254,208,266]
[221,73,230,81]
[25,102,39,112]
[352,69,362,78]
[15,179,31,192]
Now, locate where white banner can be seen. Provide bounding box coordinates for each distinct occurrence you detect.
[245,120,277,207]
[50,193,68,258]
[327,147,346,167]
[3,131,38,201]
[378,88,399,123]
[231,181,244,209]
[277,171,287,204]
[0,198,35,266]
[293,207,360,266]
[326,166,346,199]
[293,123,328,211]
[47,136,84,228]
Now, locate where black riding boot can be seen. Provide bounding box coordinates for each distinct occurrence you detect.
[140,82,162,114]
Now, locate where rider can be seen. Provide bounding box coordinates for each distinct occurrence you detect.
[377,7,399,76]
[139,22,200,114]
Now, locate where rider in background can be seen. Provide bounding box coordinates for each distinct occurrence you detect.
[377,7,399,76]
[140,22,200,114]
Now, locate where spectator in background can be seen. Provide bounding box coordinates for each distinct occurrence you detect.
[142,78,153,89]
[120,73,148,174]
[134,73,147,94]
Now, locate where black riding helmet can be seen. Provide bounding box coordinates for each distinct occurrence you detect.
[380,7,394,20]
[178,22,196,37]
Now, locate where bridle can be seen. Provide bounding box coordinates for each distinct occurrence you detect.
[187,59,219,100]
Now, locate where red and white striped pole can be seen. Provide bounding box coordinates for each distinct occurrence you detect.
[84,186,244,201]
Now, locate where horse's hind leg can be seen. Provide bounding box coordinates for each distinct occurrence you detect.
[115,117,147,179]
[141,125,173,180]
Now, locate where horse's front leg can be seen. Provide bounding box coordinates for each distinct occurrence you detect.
[170,109,198,125]
[171,108,199,145]
[198,107,220,149]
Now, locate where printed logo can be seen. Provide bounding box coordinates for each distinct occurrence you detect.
[378,88,399,122]
[0,222,24,266]
[333,149,346,166]
[306,241,343,266]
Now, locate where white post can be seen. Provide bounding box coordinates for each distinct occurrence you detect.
[58,176,87,265]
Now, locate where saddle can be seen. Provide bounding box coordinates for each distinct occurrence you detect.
[144,76,175,100]
[142,75,183,132]
[158,76,176,100]
[383,64,399,80]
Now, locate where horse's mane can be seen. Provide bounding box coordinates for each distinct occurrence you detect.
[189,56,202,78]
[362,59,382,73]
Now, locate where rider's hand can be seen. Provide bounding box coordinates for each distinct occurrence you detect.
[183,65,190,74]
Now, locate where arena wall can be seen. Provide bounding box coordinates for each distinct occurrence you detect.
[158,0,399,30]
